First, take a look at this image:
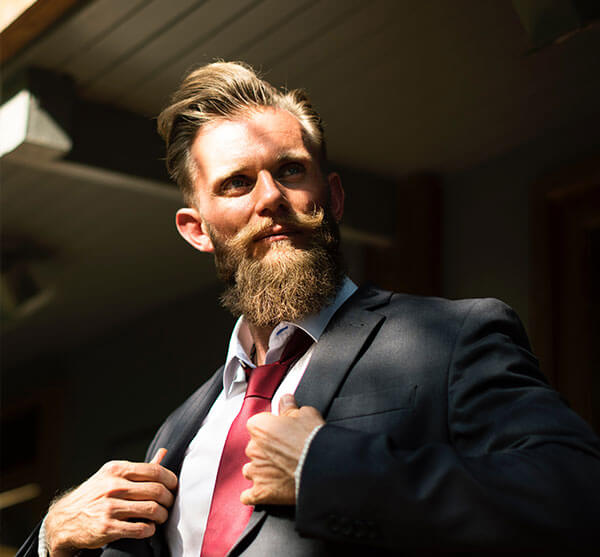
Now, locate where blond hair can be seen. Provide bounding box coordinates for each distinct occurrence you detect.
[157,61,327,205]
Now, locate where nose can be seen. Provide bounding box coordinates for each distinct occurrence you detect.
[253,171,288,216]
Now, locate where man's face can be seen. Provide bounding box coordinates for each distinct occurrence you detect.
[175,107,345,326]
[181,107,344,258]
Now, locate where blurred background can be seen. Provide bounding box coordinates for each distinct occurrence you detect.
[1,0,599,549]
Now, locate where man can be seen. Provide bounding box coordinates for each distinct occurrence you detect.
[18,61,600,556]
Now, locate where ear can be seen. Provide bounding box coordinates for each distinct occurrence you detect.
[175,208,215,253]
[327,172,344,222]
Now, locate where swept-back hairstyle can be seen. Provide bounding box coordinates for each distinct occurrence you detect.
[157,61,327,205]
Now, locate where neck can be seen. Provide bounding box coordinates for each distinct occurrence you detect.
[247,322,275,366]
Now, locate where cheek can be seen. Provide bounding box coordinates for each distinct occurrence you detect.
[290,187,328,213]
[203,201,251,237]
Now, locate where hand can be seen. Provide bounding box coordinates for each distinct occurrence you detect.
[45,448,177,556]
[240,395,325,506]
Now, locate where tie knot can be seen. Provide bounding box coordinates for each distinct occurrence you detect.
[280,328,313,362]
[244,330,313,400]
[245,362,287,399]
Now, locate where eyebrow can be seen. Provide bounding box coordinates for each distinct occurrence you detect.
[274,149,311,164]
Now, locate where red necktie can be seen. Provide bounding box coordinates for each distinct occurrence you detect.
[200,330,313,557]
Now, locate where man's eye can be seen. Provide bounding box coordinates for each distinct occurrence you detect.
[222,176,251,193]
[279,163,304,178]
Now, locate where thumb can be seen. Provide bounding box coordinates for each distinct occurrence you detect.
[151,447,168,464]
[279,394,299,415]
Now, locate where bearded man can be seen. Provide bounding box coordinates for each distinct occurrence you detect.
[19,62,600,557]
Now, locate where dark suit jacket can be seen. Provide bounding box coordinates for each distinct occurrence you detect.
[18,286,600,556]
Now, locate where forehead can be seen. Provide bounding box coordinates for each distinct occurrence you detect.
[190,108,313,181]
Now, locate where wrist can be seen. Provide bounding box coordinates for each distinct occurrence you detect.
[295,423,325,501]
[45,515,77,557]
[47,534,78,557]
[49,549,78,557]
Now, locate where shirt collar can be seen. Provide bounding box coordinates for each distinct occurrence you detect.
[222,277,358,396]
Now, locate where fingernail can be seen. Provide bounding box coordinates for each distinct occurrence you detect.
[151,447,168,464]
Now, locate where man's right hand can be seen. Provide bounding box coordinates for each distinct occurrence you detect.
[44,448,177,557]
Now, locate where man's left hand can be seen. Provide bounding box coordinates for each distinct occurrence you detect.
[240,394,325,506]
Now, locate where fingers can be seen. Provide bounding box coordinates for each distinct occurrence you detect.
[242,461,252,480]
[245,439,259,460]
[242,403,326,508]
[240,486,255,506]
[112,500,169,524]
[278,394,299,416]
[150,447,168,464]
[239,481,269,506]
[111,480,175,508]
[240,465,254,505]
[127,464,178,491]
[44,455,177,553]
[120,520,156,540]
[240,478,294,506]
[98,519,156,541]
[104,459,178,491]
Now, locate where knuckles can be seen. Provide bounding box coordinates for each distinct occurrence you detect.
[131,521,155,539]
[101,460,128,476]
[144,500,159,515]
[245,414,261,432]
[162,489,175,508]
[104,478,125,498]
[47,459,174,550]
[245,440,261,459]
[155,506,169,524]
[146,482,162,500]
[147,462,164,479]
[246,411,274,431]
[242,462,253,480]
[151,483,174,507]
[143,501,167,523]
[102,498,118,517]
[240,485,263,505]
[96,517,113,537]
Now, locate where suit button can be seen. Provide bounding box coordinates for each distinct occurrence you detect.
[328,515,340,533]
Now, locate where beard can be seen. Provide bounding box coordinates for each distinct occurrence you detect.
[207,206,344,328]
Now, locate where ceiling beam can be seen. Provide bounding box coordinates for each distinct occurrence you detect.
[2,67,171,185]
[0,0,85,64]
[0,69,72,162]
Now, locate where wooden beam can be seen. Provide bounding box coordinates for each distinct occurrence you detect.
[2,68,171,185]
[1,1,38,31]
[0,0,84,64]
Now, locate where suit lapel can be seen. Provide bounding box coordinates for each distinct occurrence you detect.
[228,507,268,556]
[294,285,389,416]
[144,369,224,557]
[229,286,391,555]
[155,367,223,476]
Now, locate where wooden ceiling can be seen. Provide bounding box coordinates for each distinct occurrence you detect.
[5,0,599,176]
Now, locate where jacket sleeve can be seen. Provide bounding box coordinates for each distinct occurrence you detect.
[16,522,42,557]
[295,298,600,551]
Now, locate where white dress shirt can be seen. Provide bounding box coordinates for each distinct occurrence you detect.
[166,278,357,556]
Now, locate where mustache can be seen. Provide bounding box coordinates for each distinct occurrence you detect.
[226,207,326,254]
